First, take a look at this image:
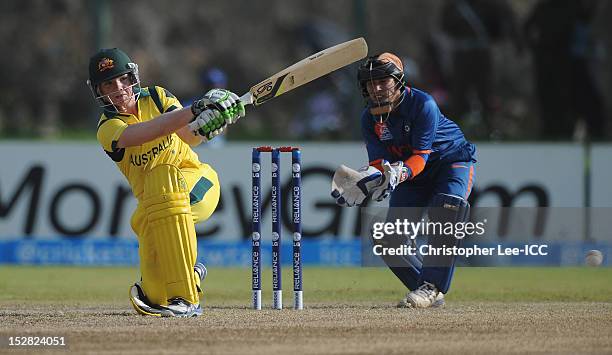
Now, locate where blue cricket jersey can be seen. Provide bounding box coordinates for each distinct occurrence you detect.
[361,87,476,179]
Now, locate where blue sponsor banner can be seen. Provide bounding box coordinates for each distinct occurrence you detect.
[0,239,609,266]
[458,242,611,266]
[0,240,140,265]
[201,240,361,267]
[0,239,362,266]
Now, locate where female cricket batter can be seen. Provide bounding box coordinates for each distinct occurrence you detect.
[331,53,476,308]
[88,48,244,317]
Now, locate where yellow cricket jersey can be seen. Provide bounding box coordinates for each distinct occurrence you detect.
[96,86,201,200]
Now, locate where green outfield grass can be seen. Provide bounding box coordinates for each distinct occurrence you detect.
[1,266,610,305]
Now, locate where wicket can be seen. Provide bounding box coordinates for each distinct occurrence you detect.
[252,146,303,310]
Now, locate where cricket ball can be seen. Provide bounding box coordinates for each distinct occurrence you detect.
[585,250,603,267]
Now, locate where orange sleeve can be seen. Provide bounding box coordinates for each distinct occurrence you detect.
[369,159,384,172]
[404,155,427,178]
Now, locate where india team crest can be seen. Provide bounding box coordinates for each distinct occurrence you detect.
[374,122,393,141]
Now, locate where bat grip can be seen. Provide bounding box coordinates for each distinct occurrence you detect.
[187,119,200,133]
[187,92,253,132]
[240,92,253,106]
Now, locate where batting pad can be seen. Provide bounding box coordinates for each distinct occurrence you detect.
[142,164,199,306]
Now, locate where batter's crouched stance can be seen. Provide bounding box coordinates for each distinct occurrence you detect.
[331,53,476,308]
[88,48,245,317]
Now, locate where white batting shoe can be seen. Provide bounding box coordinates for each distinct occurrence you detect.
[130,282,165,317]
[161,298,203,318]
[397,282,445,309]
[130,282,203,317]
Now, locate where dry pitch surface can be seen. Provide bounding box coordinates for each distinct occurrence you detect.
[2,302,612,354]
[1,267,611,354]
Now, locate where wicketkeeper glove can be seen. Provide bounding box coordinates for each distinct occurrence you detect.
[331,165,383,207]
[330,161,408,207]
[370,161,407,202]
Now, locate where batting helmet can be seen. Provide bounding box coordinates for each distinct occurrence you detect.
[87,48,141,110]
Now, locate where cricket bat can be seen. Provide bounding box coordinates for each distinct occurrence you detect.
[189,38,367,132]
[240,37,368,106]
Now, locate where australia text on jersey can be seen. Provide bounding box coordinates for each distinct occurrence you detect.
[129,135,174,167]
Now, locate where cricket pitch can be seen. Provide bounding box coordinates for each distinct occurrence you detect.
[1,267,611,354]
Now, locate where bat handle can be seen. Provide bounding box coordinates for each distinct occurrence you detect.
[187,119,200,133]
[187,92,253,132]
[239,92,253,106]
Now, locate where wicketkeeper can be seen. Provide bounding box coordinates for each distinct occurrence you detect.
[331,53,476,308]
[88,48,244,317]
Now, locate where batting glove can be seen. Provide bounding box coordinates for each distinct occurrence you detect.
[192,89,245,124]
[190,108,227,142]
